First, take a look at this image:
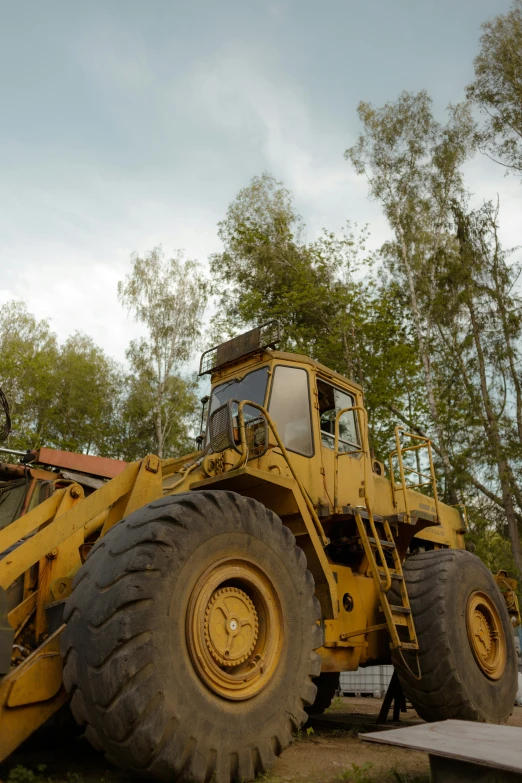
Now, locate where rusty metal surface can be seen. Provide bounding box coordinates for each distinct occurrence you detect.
[216,326,264,368]
[199,321,281,375]
[35,447,126,479]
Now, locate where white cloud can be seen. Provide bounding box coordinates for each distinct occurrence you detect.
[1,18,520,375]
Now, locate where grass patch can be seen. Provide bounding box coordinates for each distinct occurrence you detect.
[325,696,343,713]
[336,764,430,783]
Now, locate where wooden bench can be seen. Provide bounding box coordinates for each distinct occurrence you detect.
[362,719,522,782]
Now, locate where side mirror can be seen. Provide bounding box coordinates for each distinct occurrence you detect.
[209,401,242,454]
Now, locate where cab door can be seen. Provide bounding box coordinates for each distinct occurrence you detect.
[315,378,365,511]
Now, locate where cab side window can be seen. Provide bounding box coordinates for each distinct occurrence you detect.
[317,380,359,453]
[269,366,313,457]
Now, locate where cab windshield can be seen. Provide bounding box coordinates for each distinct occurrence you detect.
[208,367,269,424]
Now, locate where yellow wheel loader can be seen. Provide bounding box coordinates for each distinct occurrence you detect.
[0,322,519,782]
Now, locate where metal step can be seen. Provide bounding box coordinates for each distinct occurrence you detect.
[400,642,419,651]
[378,569,403,581]
[367,536,396,550]
[390,605,411,615]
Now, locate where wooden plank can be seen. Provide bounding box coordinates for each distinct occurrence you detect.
[362,720,522,774]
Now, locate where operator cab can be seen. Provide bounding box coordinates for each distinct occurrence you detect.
[200,322,362,460]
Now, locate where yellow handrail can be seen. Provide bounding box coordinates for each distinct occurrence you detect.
[389,426,441,523]
[236,400,330,547]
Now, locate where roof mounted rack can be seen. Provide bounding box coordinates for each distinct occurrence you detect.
[199,321,281,376]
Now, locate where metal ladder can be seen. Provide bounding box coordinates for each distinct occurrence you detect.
[354,506,419,651]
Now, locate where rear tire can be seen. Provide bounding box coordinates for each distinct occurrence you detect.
[392,549,517,723]
[305,673,339,715]
[61,490,322,783]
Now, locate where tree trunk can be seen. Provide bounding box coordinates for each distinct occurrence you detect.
[350,323,364,386]
[468,301,522,573]
[155,383,164,459]
[396,222,456,503]
[341,329,354,380]
[492,258,522,443]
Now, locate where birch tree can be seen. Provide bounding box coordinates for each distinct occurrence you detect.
[118,247,208,458]
[437,201,522,572]
[346,91,475,501]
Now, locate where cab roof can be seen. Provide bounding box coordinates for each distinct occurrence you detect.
[212,347,363,394]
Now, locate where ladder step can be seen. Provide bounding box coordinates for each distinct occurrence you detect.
[400,642,419,651]
[367,536,396,550]
[390,605,411,615]
[378,569,403,581]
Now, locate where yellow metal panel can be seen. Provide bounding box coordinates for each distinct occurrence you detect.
[7,652,62,707]
[0,628,67,763]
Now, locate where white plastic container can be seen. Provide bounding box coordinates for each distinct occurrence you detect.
[339,665,394,698]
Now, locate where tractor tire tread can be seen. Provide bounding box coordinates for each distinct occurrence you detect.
[62,490,321,783]
[391,549,516,724]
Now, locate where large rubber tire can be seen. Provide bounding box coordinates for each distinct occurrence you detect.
[391,549,517,724]
[305,673,339,715]
[61,491,322,783]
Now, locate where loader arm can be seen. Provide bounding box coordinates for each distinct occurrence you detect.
[0,455,163,762]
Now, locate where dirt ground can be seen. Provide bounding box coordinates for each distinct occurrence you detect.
[2,698,522,783]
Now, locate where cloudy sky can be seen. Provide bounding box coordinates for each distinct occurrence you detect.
[1,0,519,364]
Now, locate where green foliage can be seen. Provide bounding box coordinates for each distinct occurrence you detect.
[326,695,343,712]
[0,301,59,449]
[467,0,522,174]
[467,509,516,577]
[47,333,123,455]
[0,302,121,456]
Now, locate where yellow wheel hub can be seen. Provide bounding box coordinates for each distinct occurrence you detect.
[187,558,283,701]
[204,587,259,666]
[466,591,506,680]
